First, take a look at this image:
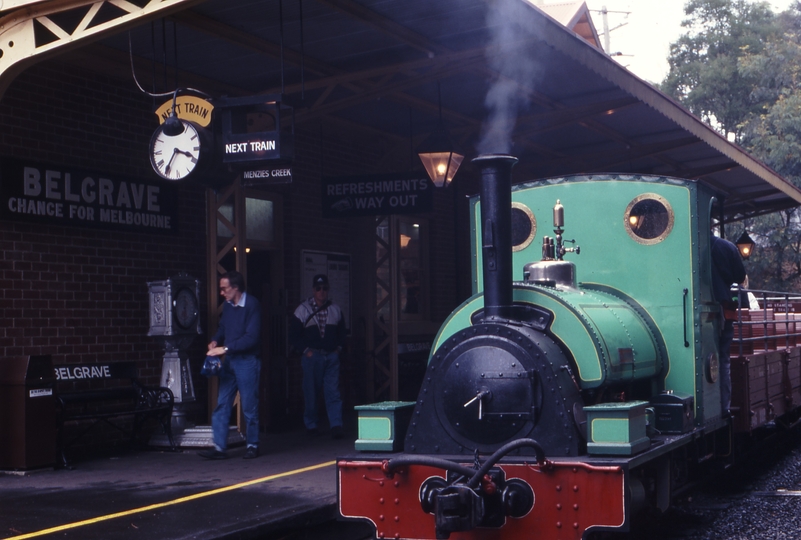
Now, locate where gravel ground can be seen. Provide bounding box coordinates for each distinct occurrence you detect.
[633,427,801,540]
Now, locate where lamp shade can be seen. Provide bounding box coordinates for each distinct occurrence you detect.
[161,112,185,136]
[735,230,755,259]
[417,125,464,187]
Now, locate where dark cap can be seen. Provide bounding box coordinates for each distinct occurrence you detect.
[312,274,329,287]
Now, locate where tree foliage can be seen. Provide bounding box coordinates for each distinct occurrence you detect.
[661,0,778,140]
[663,0,801,292]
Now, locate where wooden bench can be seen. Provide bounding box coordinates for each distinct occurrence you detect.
[55,361,175,467]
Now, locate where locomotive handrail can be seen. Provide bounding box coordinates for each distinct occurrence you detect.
[683,288,690,347]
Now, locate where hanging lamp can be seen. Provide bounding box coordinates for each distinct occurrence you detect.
[417,83,464,187]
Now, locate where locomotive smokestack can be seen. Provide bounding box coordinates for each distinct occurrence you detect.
[473,154,518,320]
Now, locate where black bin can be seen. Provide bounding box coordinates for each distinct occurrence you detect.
[0,355,56,469]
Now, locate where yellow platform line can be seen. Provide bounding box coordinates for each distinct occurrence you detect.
[7,460,336,540]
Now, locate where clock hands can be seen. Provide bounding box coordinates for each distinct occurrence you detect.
[164,148,198,177]
[176,149,198,161]
[164,148,180,176]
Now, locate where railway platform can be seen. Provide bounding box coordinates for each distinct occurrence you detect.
[0,423,368,540]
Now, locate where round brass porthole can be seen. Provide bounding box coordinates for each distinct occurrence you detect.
[624,193,674,245]
[511,202,536,252]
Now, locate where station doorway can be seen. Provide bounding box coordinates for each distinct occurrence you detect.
[206,178,286,433]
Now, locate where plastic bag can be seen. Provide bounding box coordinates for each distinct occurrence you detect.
[201,355,222,377]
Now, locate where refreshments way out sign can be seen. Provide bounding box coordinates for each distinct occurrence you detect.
[322,172,433,218]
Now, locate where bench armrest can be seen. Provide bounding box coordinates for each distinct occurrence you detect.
[133,381,174,410]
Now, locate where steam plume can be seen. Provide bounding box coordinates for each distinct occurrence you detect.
[478,0,544,154]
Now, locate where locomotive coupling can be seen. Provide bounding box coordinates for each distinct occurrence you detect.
[419,470,535,539]
[396,439,544,537]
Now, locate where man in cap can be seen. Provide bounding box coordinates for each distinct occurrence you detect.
[290,274,347,438]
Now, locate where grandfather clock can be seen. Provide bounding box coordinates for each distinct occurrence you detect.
[147,273,200,445]
[147,273,244,449]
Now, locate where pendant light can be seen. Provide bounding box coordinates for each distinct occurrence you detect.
[417,83,464,187]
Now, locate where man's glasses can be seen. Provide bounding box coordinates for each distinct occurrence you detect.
[314,285,329,292]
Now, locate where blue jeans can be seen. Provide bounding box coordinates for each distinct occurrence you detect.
[302,350,343,430]
[719,320,734,412]
[212,356,260,450]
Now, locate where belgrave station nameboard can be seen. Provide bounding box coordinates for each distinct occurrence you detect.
[0,158,179,233]
[322,172,433,218]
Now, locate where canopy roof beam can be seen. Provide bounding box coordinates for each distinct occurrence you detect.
[0,0,204,100]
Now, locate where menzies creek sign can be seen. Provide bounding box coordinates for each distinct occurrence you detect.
[322,172,433,218]
[0,158,178,233]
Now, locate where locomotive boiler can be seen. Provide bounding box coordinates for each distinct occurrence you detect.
[338,154,793,540]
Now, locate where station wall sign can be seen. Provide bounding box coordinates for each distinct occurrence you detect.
[222,132,293,163]
[154,95,213,128]
[322,172,433,218]
[242,165,292,184]
[218,94,294,165]
[0,158,179,234]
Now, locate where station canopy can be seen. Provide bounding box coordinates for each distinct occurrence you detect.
[13,0,801,221]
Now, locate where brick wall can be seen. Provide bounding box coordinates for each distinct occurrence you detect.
[0,60,209,455]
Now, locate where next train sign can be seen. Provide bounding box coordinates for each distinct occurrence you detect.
[0,158,178,233]
[322,172,433,218]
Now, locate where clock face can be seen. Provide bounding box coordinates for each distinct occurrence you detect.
[149,120,202,180]
[173,287,199,330]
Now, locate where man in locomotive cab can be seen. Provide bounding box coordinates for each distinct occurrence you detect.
[711,234,747,414]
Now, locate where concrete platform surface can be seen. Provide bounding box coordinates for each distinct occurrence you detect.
[0,427,363,540]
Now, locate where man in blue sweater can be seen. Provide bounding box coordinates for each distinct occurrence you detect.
[290,274,347,439]
[199,270,262,460]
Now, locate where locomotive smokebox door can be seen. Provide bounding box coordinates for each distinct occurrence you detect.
[650,392,694,434]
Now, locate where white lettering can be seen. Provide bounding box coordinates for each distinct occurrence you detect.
[23,167,41,196]
[82,177,96,203]
[131,183,145,209]
[45,170,61,200]
[64,173,80,202]
[98,178,114,206]
[225,142,248,154]
[355,196,384,209]
[147,186,160,212]
[116,181,132,208]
